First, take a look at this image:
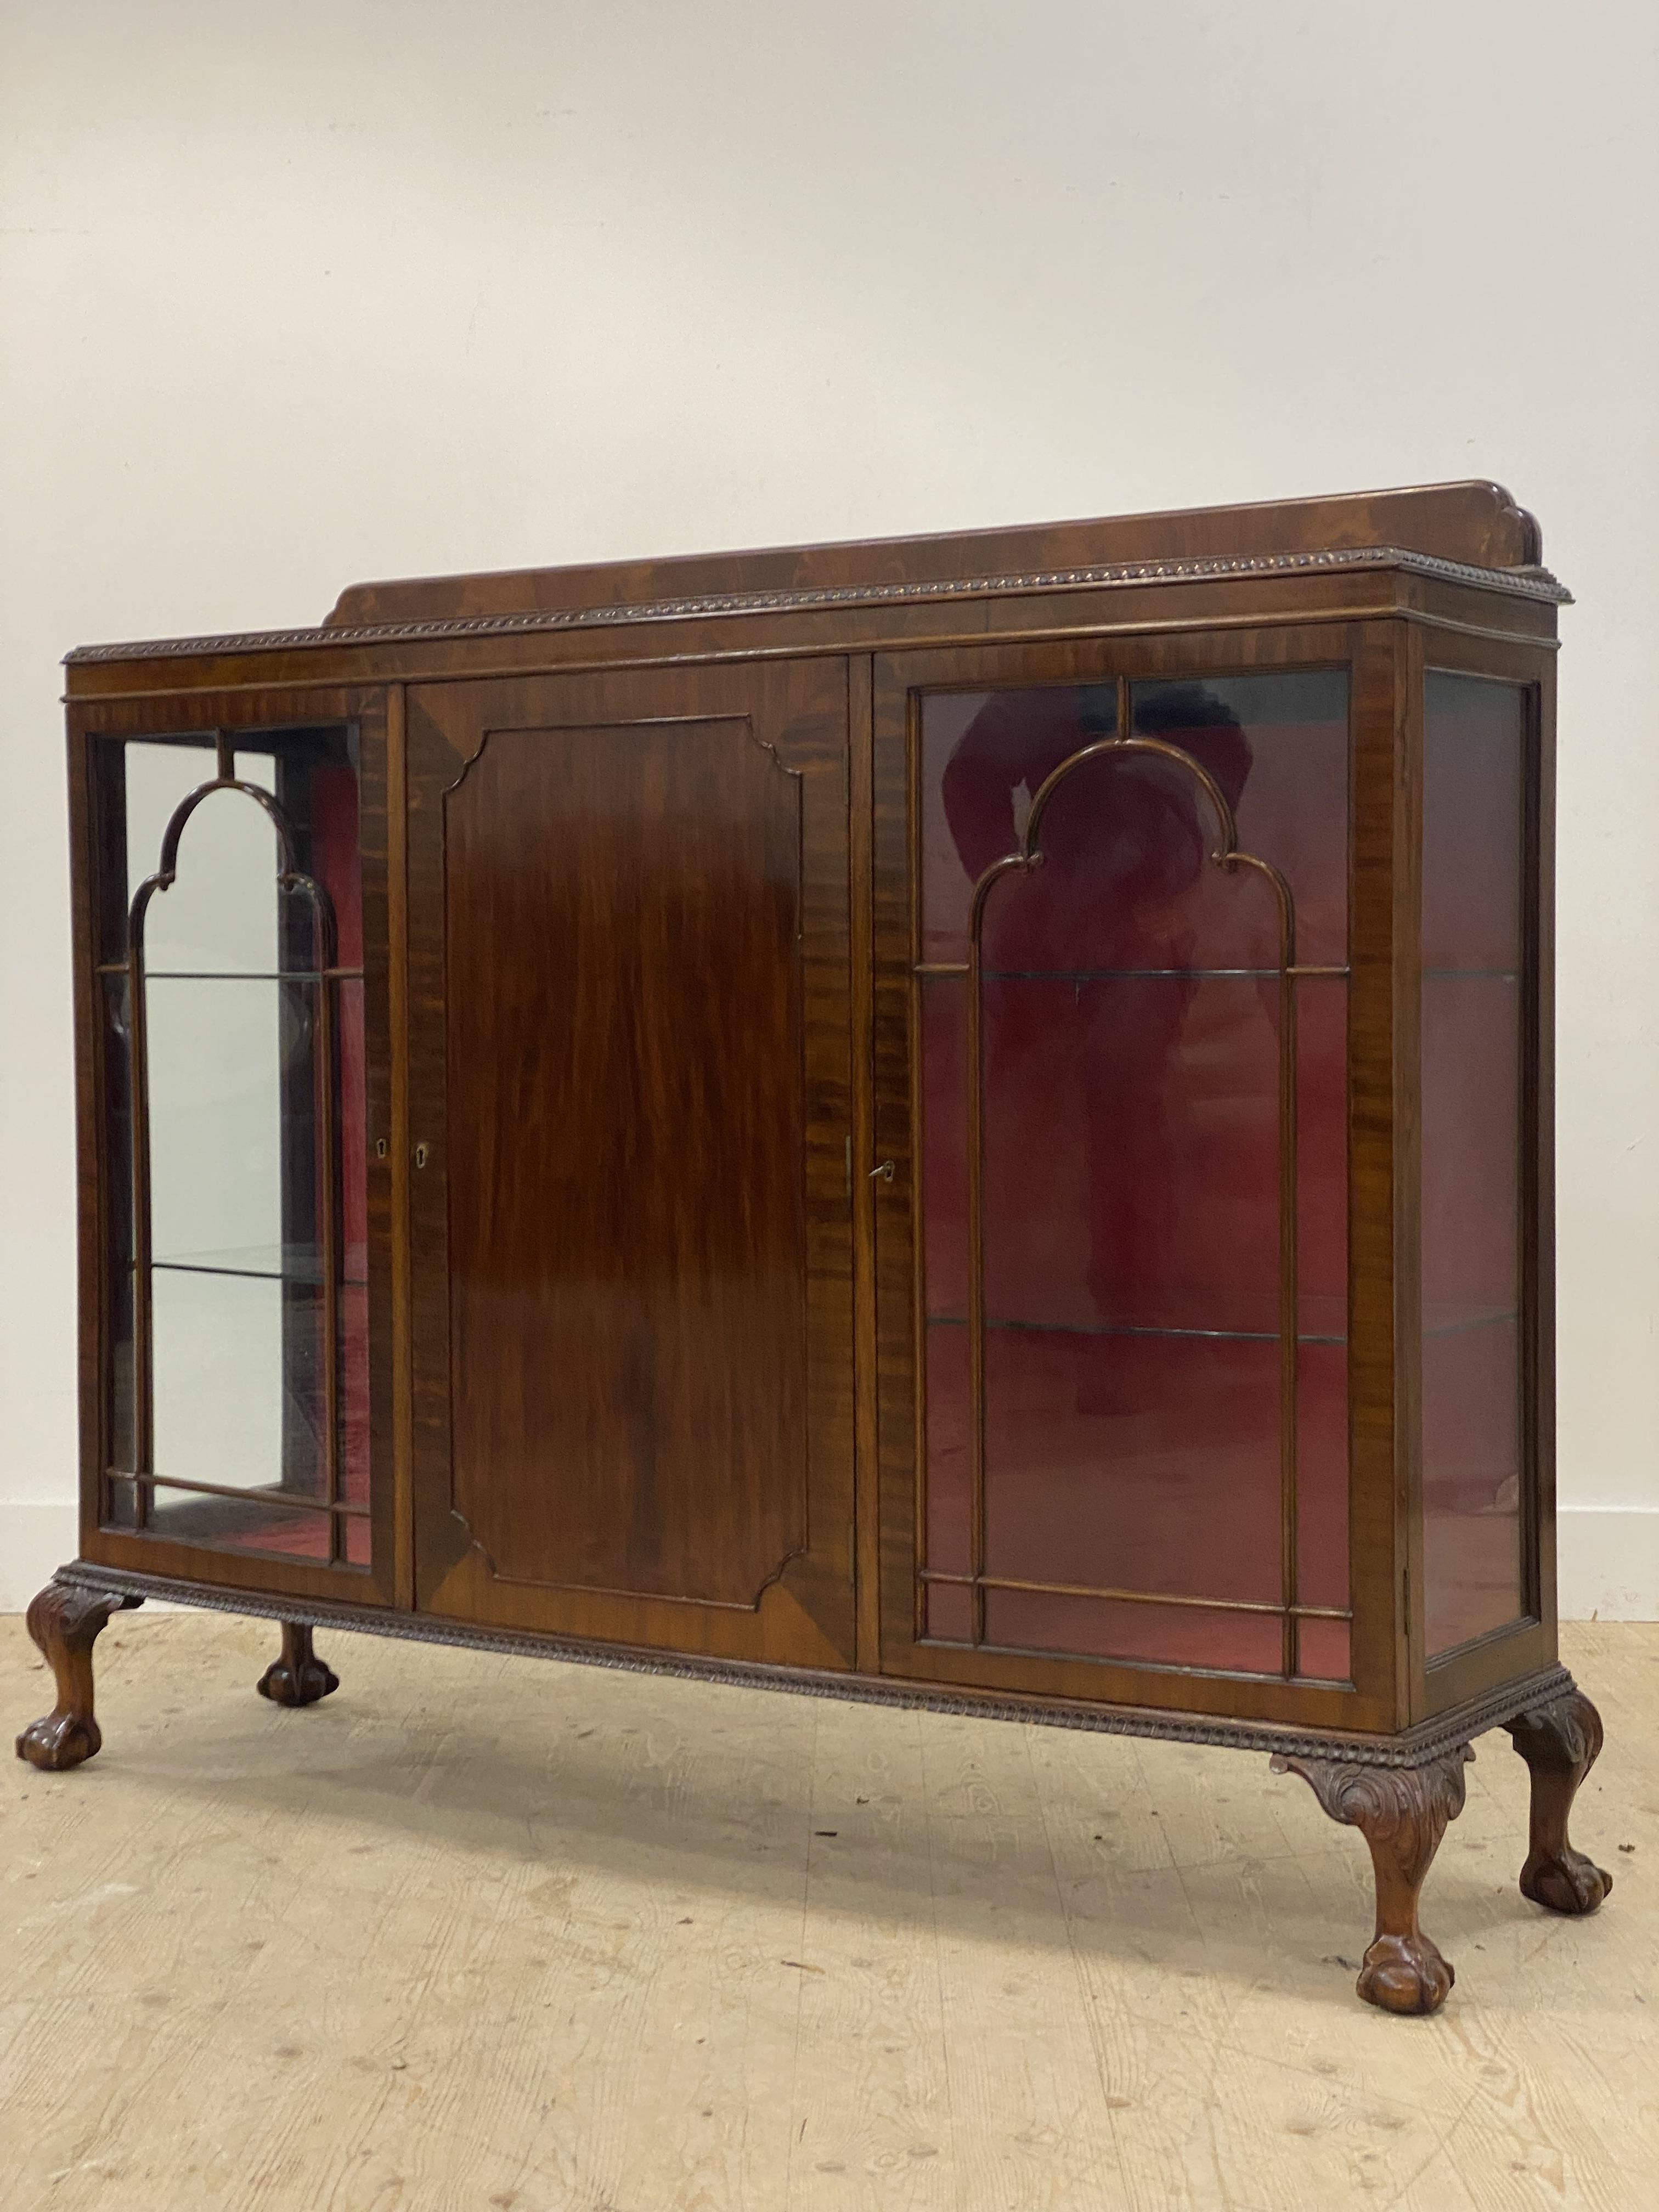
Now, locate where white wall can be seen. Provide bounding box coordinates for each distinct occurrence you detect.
[3,2,1655,1615]
[128,747,287,1500]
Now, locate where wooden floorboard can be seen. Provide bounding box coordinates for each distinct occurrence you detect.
[2,1613,1652,2210]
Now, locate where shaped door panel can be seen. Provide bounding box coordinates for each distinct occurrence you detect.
[407,661,855,1668]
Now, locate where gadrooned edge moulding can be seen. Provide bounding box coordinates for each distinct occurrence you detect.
[64,543,1572,667]
[52,1559,1573,1773]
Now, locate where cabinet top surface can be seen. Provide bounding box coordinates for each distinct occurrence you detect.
[66,479,1567,673]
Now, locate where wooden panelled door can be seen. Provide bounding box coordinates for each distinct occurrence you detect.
[405,661,856,1669]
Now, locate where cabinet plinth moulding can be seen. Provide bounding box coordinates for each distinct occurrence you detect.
[29,480,1607,2011]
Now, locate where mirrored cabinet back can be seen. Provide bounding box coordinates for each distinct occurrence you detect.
[18,482,1613,2015]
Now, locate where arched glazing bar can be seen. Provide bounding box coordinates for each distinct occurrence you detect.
[919,675,1347,1680]
[114,731,356,1556]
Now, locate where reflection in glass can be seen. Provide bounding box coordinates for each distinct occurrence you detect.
[107,1471,365,1564]
[98,731,369,1566]
[979,972,1279,1337]
[918,673,1350,1679]
[1421,675,1527,1654]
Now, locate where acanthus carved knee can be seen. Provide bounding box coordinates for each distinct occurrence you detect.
[14,1582,142,1772]
[1273,1745,1472,2015]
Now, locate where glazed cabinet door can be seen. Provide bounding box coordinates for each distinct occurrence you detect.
[74,690,398,1606]
[406,661,856,1669]
[872,634,1396,1732]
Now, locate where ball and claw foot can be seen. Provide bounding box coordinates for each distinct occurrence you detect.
[257,1623,340,1708]
[1273,1743,1472,2016]
[16,1708,104,1771]
[14,1581,143,1772]
[1506,1690,1612,1917]
[1356,1930,1455,2016]
[1523,1848,1612,1917]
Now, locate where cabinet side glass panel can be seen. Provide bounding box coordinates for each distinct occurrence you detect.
[916,671,1350,1679]
[93,729,370,1567]
[1421,674,1527,1655]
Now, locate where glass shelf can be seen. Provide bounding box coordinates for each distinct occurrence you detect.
[140,1242,369,1289]
[975,966,1347,981]
[921,966,1351,982]
[97,965,364,983]
[916,1307,1519,1350]
[1423,1304,1517,1339]
[926,1313,1346,1346]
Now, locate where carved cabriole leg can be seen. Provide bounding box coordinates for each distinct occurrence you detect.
[257,1622,339,1708]
[1272,1745,1473,2015]
[1504,1690,1612,1915]
[14,1583,143,1771]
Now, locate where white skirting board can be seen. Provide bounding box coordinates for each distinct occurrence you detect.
[1556,1506,1659,1623]
[1,1499,1656,1622]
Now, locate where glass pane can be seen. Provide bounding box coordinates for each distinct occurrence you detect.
[1297,1618,1351,1682]
[95,728,368,1570]
[1297,1341,1350,1681]
[126,743,283,974]
[152,1267,291,1492]
[921,978,968,1321]
[917,673,1350,1675]
[1297,977,1347,1341]
[982,1330,1282,1612]
[1133,673,1349,966]
[980,970,1279,1336]
[1423,1319,1522,1652]
[148,1499,340,1561]
[147,1491,345,1562]
[1421,675,1527,1654]
[921,684,1118,963]
[104,1474,352,1561]
[987,1591,1284,1674]
[337,974,369,1292]
[146,972,286,1270]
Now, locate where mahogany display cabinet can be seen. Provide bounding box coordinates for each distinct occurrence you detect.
[18,481,1610,2015]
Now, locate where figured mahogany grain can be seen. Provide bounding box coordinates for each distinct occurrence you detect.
[325,481,1541,629]
[443,714,805,1608]
[47,500,1586,1943]
[406,661,855,1666]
